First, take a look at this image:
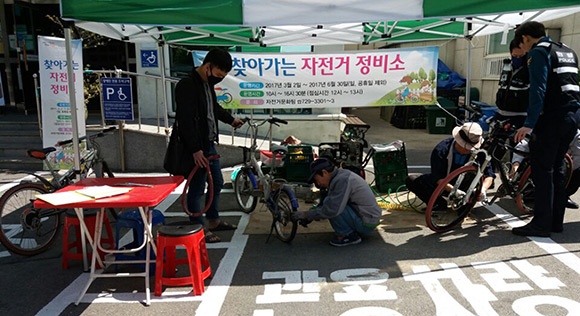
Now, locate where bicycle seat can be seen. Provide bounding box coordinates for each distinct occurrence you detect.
[27,147,56,160]
[270,145,288,156]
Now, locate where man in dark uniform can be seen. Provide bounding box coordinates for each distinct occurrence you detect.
[495,38,530,128]
[513,21,580,237]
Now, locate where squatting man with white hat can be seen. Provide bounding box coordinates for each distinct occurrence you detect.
[405,122,495,209]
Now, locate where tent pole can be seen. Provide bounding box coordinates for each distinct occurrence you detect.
[466,38,472,107]
[158,40,170,140]
[64,27,81,179]
[464,19,472,108]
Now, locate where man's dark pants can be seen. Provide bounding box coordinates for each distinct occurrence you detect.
[406,174,445,208]
[529,110,577,231]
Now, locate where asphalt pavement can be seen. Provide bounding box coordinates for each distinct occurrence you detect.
[1,107,580,315]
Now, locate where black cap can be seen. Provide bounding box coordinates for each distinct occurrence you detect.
[307,158,333,184]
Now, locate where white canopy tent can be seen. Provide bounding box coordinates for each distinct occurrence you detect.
[56,0,580,171]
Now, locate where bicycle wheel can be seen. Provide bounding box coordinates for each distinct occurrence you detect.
[564,153,573,187]
[515,154,572,215]
[425,165,482,233]
[272,187,298,242]
[91,159,114,178]
[233,167,258,213]
[90,160,120,220]
[515,166,534,214]
[0,183,62,256]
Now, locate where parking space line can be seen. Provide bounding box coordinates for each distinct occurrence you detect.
[485,203,580,275]
[36,210,249,314]
[0,174,38,194]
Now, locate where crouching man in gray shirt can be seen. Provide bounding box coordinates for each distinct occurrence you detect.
[292,158,382,247]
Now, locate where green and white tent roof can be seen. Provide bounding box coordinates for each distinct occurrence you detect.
[60,0,580,46]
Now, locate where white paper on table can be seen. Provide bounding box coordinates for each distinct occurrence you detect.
[36,191,94,206]
[74,185,132,199]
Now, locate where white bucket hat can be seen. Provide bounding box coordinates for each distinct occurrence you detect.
[452,122,483,150]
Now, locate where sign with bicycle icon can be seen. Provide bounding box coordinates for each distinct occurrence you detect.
[101,77,134,120]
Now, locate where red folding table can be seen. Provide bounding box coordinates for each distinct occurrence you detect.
[34,176,183,306]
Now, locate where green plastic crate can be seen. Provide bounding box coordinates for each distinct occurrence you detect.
[284,145,314,182]
[371,141,408,175]
[375,169,408,193]
[425,98,457,135]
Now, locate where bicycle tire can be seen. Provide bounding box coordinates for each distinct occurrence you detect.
[233,167,258,213]
[564,153,573,187]
[272,187,298,242]
[101,160,115,178]
[425,165,482,233]
[99,161,120,220]
[515,154,572,215]
[515,166,534,215]
[0,183,62,256]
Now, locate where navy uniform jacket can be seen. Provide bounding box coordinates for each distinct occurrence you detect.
[429,138,495,184]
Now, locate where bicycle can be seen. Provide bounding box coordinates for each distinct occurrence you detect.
[0,127,116,256]
[232,117,300,242]
[424,108,573,232]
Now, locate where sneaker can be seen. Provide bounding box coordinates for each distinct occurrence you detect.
[329,233,361,247]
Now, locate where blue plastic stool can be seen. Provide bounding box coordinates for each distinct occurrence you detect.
[115,209,165,272]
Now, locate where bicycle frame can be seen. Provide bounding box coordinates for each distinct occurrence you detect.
[240,119,288,203]
[39,127,115,190]
[233,117,300,241]
[453,149,491,203]
[0,127,116,256]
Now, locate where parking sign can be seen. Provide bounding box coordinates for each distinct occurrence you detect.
[101,78,133,120]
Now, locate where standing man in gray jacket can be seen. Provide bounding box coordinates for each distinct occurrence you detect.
[292,158,382,247]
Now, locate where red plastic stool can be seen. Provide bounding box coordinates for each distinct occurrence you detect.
[154,223,211,296]
[62,209,115,269]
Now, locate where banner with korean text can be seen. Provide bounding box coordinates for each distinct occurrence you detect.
[38,36,85,169]
[211,46,438,109]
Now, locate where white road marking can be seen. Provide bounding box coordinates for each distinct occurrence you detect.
[26,171,580,315]
[485,203,580,275]
[35,209,249,315]
[0,174,39,194]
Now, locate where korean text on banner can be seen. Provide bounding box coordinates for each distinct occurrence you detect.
[204,46,439,110]
[37,36,86,170]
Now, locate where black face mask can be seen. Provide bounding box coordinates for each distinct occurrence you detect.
[207,66,224,86]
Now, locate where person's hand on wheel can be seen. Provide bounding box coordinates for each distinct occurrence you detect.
[291,211,306,221]
[291,211,311,226]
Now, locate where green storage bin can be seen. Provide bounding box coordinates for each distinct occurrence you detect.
[426,99,457,135]
[284,145,314,182]
[375,169,408,193]
[371,141,408,175]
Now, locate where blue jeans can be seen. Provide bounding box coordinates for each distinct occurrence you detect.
[329,205,376,236]
[187,142,223,226]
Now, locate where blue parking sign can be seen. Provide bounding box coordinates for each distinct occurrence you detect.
[141,50,158,67]
[101,78,134,120]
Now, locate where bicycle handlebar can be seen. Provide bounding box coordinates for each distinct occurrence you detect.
[241,117,288,126]
[56,126,117,146]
